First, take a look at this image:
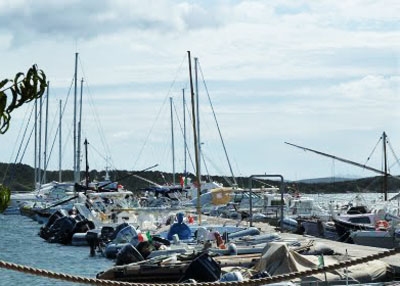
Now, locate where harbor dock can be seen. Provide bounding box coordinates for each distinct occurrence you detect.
[204,215,400,279]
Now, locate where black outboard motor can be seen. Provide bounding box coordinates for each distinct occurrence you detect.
[47,216,77,244]
[39,209,69,241]
[87,222,130,257]
[178,252,221,283]
[115,244,144,265]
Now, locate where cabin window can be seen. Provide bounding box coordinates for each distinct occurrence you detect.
[349,217,371,224]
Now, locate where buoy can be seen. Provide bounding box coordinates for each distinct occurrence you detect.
[375,220,389,231]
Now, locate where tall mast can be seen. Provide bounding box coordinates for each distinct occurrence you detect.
[194,57,201,183]
[38,90,43,187]
[34,98,38,188]
[84,138,89,192]
[43,81,49,183]
[73,52,79,183]
[383,131,388,201]
[188,51,202,224]
[76,77,84,183]
[170,97,176,185]
[59,99,62,182]
[182,88,187,187]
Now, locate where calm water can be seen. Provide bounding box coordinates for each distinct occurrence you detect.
[0,192,395,286]
[0,214,114,286]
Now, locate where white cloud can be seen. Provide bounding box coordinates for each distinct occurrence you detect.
[1,0,400,181]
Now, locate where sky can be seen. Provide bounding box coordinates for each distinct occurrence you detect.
[1,0,400,183]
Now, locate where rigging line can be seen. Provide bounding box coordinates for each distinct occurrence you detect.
[171,99,196,175]
[387,139,400,170]
[84,82,113,167]
[9,102,33,164]
[132,93,169,170]
[43,77,75,177]
[87,143,113,167]
[78,58,113,164]
[17,112,36,164]
[363,135,382,167]
[1,103,35,184]
[131,54,188,170]
[201,151,234,187]
[197,60,237,186]
[40,80,75,177]
[82,80,111,161]
[12,104,34,163]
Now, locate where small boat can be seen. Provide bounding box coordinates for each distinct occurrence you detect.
[97,252,222,283]
[349,226,400,249]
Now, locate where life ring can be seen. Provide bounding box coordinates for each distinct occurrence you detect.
[375,220,389,230]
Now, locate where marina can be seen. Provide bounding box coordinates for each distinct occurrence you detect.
[1,3,400,284]
[1,190,400,285]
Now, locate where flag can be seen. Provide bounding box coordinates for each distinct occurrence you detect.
[146,231,152,243]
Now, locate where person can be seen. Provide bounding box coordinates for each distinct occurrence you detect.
[167,212,191,240]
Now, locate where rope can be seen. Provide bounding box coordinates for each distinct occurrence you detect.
[0,259,134,286]
[1,247,399,285]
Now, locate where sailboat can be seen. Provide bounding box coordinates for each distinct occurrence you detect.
[286,132,400,243]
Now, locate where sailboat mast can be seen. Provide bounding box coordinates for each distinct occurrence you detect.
[84,138,89,192]
[170,97,176,185]
[77,77,84,183]
[182,88,187,187]
[59,99,62,182]
[188,51,202,224]
[34,98,38,188]
[73,52,79,183]
[38,90,43,187]
[43,81,49,183]
[194,58,201,182]
[383,131,388,201]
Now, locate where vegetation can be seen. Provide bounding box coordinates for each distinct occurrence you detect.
[1,162,398,197]
[0,65,47,212]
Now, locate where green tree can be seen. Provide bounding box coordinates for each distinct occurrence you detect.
[0,64,47,212]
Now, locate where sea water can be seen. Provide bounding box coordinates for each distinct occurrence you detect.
[0,215,114,286]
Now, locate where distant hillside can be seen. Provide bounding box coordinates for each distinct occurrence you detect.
[0,162,398,195]
[296,177,358,184]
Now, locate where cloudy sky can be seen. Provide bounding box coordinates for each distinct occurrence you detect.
[1,0,400,183]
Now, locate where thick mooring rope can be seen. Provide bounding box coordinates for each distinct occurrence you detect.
[1,247,399,285]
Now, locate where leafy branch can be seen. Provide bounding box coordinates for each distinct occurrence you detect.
[0,64,47,134]
[0,184,11,213]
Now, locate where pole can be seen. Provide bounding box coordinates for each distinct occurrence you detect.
[59,100,62,182]
[73,52,79,183]
[188,51,202,225]
[43,81,49,183]
[76,77,84,183]
[183,89,187,187]
[38,89,42,186]
[34,98,37,188]
[84,139,89,194]
[194,57,201,182]
[170,97,175,185]
[383,131,388,201]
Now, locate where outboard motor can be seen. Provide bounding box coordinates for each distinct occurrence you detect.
[115,244,144,265]
[39,209,69,240]
[47,216,77,244]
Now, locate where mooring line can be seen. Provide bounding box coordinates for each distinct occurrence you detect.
[1,247,399,285]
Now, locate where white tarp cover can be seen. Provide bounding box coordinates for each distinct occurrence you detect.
[254,242,392,284]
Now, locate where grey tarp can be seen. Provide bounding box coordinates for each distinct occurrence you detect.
[253,242,392,284]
